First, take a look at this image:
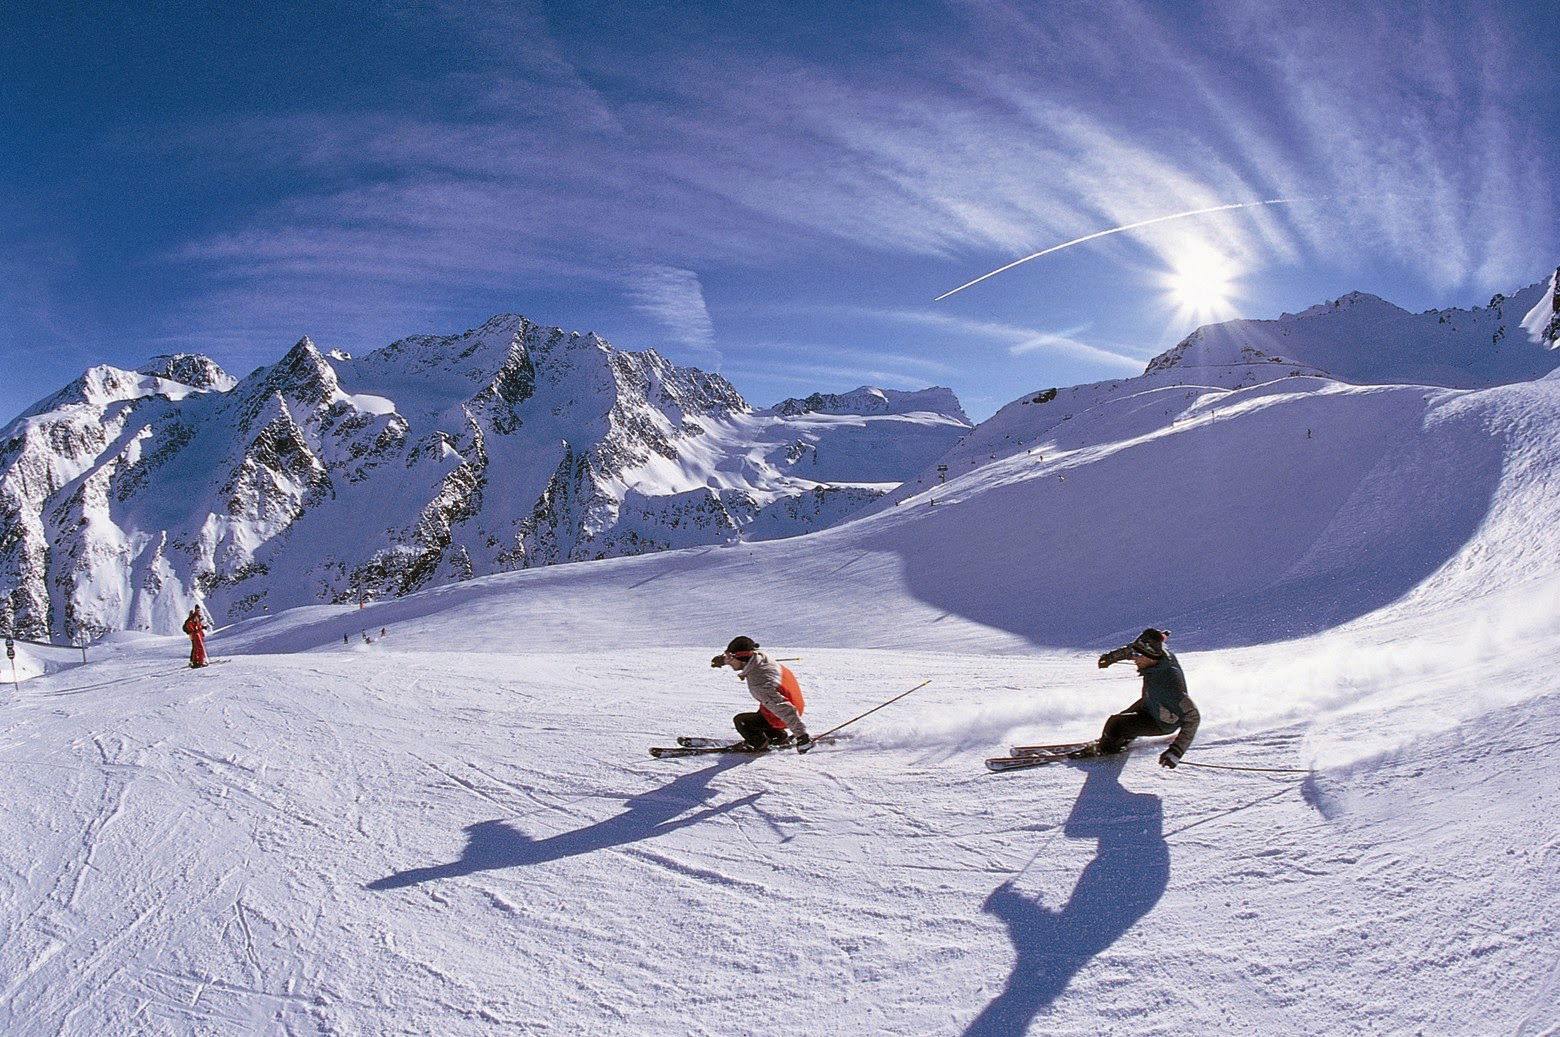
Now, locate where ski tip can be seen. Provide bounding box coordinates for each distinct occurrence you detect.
[986,757,1041,772]
[1008,741,1096,757]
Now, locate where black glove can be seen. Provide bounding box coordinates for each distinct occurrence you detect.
[1097,654,1111,669]
[1159,746,1183,769]
[710,654,726,668]
[794,733,814,753]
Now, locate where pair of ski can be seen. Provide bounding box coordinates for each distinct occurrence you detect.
[650,735,812,759]
[985,740,1107,773]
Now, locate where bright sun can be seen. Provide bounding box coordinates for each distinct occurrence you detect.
[1164,246,1239,320]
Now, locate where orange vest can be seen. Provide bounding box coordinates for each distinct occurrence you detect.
[760,665,805,728]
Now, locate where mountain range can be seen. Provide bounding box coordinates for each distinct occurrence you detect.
[0,316,970,641]
[2,271,1555,644]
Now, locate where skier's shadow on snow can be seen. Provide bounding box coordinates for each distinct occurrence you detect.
[366,757,756,891]
[966,755,1168,1036]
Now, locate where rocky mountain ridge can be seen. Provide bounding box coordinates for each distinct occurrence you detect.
[769,385,970,422]
[0,315,970,640]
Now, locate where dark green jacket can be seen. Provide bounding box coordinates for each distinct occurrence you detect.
[1101,646,1201,753]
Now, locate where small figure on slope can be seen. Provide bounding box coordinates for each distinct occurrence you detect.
[183,606,211,668]
[711,636,811,752]
[1094,627,1199,768]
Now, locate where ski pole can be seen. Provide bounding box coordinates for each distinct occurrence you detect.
[1178,759,1314,775]
[798,680,931,753]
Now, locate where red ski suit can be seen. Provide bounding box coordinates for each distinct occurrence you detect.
[183,614,208,667]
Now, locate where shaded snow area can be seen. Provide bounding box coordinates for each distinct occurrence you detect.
[3,337,1559,1032]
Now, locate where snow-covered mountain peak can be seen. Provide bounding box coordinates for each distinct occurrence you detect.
[136,353,236,392]
[1293,290,1402,319]
[768,385,970,423]
[474,312,527,337]
[17,363,209,420]
[1146,272,1559,388]
[241,336,341,404]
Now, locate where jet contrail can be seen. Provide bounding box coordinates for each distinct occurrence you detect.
[934,198,1300,302]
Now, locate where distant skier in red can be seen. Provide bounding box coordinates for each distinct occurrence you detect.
[183,606,210,668]
[711,636,811,751]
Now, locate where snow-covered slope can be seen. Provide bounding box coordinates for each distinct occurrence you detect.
[0,318,970,640]
[3,271,1560,1030]
[204,354,1556,662]
[0,498,1554,1033]
[852,369,1559,648]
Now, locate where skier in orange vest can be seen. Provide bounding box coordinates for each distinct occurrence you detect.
[711,636,810,751]
[182,606,210,668]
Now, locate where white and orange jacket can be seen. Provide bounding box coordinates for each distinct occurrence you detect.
[737,651,808,736]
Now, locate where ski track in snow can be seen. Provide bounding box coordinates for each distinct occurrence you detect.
[0,613,1555,1034]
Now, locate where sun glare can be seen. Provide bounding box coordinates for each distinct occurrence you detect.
[1164,246,1239,321]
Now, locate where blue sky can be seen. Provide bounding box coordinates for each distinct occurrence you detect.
[3,0,1556,422]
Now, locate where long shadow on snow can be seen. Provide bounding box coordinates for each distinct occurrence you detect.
[366,757,756,890]
[966,755,1166,1035]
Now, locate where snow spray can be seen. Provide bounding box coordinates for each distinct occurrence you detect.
[799,680,932,752]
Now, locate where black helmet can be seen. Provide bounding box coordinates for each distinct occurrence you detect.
[1130,628,1169,658]
[724,636,759,655]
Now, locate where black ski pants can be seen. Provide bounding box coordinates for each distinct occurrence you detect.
[1098,709,1166,754]
[734,711,788,748]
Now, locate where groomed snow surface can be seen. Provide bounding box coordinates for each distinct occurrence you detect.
[3,593,1556,1035]
[3,365,1559,1034]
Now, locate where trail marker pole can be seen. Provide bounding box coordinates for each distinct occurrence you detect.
[798,679,932,753]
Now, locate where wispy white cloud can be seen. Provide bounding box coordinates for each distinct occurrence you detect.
[625,265,719,364]
[732,335,962,383]
[1218,0,1552,293]
[115,0,1555,365]
[1005,326,1100,358]
[731,358,950,396]
[816,305,1147,370]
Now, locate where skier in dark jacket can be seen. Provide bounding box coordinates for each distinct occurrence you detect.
[1095,627,1199,768]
